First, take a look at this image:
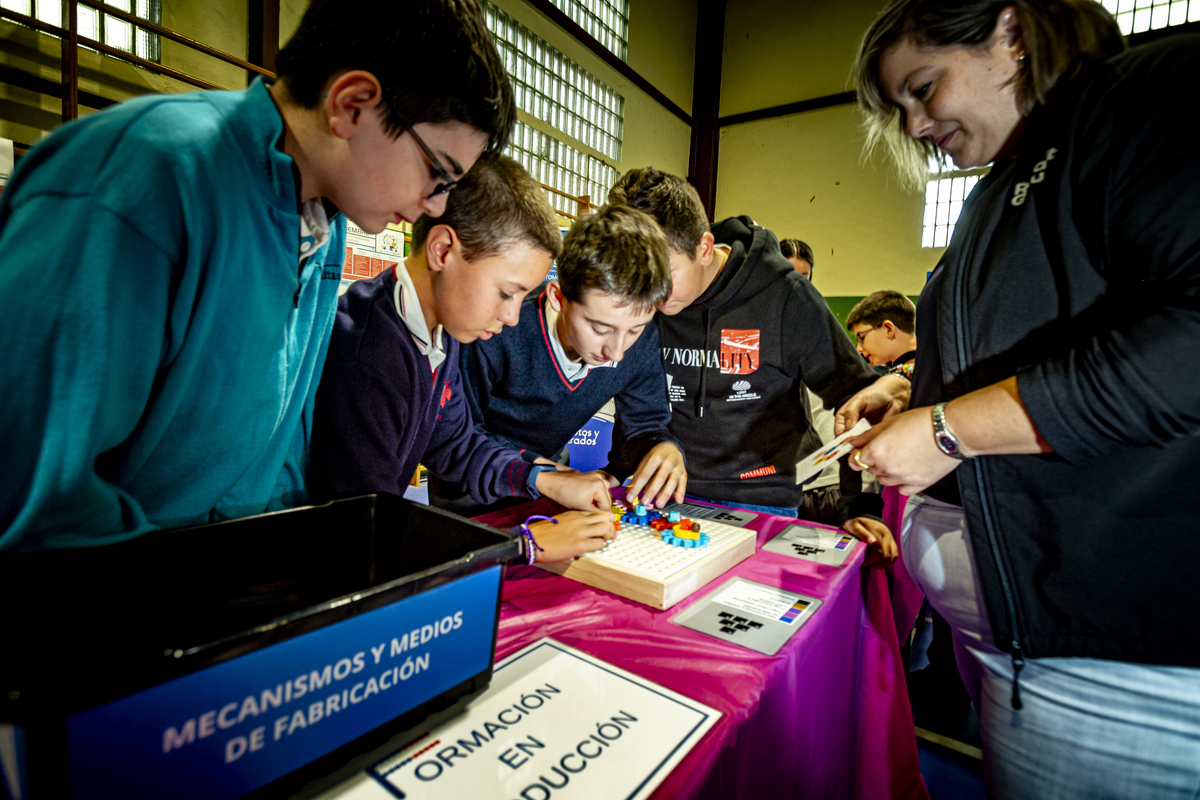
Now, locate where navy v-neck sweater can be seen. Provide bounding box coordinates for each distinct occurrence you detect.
[458,290,679,478]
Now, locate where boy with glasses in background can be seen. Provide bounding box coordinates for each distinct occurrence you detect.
[846,290,918,368]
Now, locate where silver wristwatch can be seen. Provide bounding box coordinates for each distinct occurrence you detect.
[932,402,968,460]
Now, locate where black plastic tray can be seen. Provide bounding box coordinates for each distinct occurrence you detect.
[0,493,519,799]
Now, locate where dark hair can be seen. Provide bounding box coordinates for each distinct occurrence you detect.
[557,205,672,314]
[854,0,1124,188]
[779,238,814,267]
[607,167,710,256]
[276,0,516,156]
[847,290,917,333]
[410,156,562,261]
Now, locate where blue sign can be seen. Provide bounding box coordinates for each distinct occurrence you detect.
[66,566,502,800]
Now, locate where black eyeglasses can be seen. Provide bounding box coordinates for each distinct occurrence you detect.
[853,325,879,345]
[404,123,458,199]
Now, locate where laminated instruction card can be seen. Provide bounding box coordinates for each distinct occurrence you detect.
[671,578,822,656]
[319,638,720,800]
[762,522,860,566]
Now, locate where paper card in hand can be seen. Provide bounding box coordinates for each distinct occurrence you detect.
[794,418,871,485]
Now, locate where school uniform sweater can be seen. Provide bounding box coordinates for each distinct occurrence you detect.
[458,290,679,479]
[0,78,345,551]
[311,267,536,504]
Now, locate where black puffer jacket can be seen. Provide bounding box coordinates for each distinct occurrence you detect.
[913,35,1200,668]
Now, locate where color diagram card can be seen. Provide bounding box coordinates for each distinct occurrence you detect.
[794,418,870,486]
[761,522,859,567]
[671,578,822,655]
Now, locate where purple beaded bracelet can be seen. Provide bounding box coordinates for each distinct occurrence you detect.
[520,515,554,565]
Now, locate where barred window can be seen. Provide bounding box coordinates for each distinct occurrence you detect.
[1,0,161,62]
[486,2,625,162]
[922,158,988,248]
[505,120,620,218]
[1100,0,1200,34]
[546,0,629,61]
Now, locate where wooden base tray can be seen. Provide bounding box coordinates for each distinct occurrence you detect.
[537,517,757,609]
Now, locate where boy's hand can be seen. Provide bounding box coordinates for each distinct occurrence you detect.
[626,442,687,509]
[536,469,612,510]
[527,510,616,562]
[842,517,898,564]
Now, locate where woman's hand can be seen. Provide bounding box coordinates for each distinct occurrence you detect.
[847,407,961,496]
[536,469,612,510]
[846,379,1052,495]
[835,374,912,435]
[627,442,688,509]
[843,517,898,564]
[528,510,617,562]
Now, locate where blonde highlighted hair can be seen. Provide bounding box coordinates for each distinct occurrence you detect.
[853,0,1124,191]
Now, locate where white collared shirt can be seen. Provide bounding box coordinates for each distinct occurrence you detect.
[544,299,616,382]
[391,258,446,373]
[298,198,330,269]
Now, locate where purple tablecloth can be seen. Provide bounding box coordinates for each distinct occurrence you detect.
[476,492,929,800]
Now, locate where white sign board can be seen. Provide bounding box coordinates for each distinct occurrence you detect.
[319,638,720,800]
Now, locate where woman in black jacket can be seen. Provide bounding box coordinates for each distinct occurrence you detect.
[841,1,1200,797]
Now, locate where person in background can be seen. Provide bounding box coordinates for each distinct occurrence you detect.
[775,237,873,526]
[842,0,1200,795]
[610,167,896,560]
[311,157,615,563]
[0,0,513,551]
[437,204,686,515]
[846,290,918,368]
[780,238,815,280]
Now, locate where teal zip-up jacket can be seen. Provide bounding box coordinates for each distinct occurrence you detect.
[0,78,345,551]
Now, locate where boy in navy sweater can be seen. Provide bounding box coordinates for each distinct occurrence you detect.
[436,204,686,513]
[312,157,615,562]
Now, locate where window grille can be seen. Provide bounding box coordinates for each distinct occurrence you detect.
[486,2,625,161]
[1100,0,1200,34]
[505,120,620,218]
[922,158,988,248]
[546,0,629,61]
[1,0,161,62]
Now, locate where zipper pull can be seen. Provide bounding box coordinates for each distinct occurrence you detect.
[1010,644,1026,710]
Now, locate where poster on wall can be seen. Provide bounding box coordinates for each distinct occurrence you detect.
[0,137,14,198]
[341,220,408,292]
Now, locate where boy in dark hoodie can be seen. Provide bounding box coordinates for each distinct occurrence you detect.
[609,167,895,556]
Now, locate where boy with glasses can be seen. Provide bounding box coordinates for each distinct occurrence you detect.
[609,168,895,556]
[0,0,514,550]
[846,290,918,368]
